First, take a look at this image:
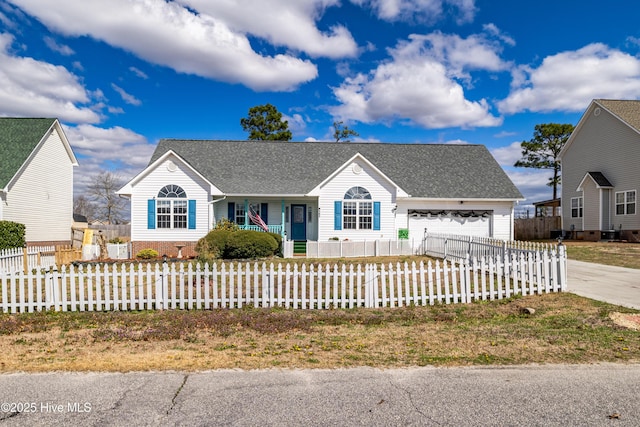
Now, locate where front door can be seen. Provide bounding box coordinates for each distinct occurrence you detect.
[291,204,307,240]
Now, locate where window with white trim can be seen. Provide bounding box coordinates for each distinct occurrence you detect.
[616,190,636,215]
[157,185,187,229]
[571,197,583,218]
[343,186,372,230]
[235,203,246,225]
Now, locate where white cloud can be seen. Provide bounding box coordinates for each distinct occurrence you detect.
[351,0,476,24]
[330,30,504,129]
[63,124,155,194]
[179,0,358,59]
[129,66,148,79]
[490,141,521,168]
[282,113,307,135]
[44,36,74,56]
[504,167,555,204]
[499,43,640,114]
[8,0,319,91]
[0,33,100,123]
[111,83,142,106]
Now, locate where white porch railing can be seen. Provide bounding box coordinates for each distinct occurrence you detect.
[1,249,567,313]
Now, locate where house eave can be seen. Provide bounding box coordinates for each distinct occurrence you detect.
[397,196,523,203]
[224,193,311,198]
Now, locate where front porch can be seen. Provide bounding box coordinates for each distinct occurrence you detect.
[222,198,317,242]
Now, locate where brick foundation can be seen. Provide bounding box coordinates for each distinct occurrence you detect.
[131,241,198,259]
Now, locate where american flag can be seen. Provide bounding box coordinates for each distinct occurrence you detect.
[248,204,269,232]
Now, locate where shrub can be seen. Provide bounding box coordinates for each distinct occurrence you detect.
[213,218,239,232]
[136,248,159,259]
[225,230,278,259]
[195,229,234,263]
[268,232,283,257]
[0,221,26,250]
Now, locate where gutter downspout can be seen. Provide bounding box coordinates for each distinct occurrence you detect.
[209,196,227,232]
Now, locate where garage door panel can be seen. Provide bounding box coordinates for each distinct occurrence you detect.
[408,214,491,238]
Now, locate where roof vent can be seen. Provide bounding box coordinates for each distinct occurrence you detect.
[594,107,601,116]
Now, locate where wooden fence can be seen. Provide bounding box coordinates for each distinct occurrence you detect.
[1,248,567,313]
[514,217,562,241]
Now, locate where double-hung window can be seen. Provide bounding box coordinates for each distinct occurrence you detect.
[343,186,373,230]
[616,190,636,215]
[571,197,583,218]
[157,185,187,229]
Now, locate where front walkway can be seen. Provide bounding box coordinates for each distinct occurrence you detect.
[566,259,640,309]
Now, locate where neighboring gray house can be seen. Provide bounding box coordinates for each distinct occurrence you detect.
[118,140,523,258]
[560,99,640,241]
[0,118,78,245]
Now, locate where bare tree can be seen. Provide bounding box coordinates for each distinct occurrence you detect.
[73,194,96,222]
[86,171,127,224]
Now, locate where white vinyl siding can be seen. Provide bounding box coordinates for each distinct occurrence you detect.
[317,161,396,241]
[130,156,209,241]
[4,129,74,243]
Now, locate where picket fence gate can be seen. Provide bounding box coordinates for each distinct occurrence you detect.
[0,248,567,314]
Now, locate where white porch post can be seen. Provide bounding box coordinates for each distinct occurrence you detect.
[281,199,286,240]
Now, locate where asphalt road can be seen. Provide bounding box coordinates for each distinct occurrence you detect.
[1,364,639,426]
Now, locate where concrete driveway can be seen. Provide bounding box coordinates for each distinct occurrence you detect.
[566,259,640,309]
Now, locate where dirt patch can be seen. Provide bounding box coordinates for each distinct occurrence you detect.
[610,312,640,330]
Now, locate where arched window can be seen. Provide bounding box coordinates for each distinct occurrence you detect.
[343,186,373,230]
[156,185,188,229]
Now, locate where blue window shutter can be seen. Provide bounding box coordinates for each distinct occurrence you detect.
[334,201,342,230]
[147,199,156,229]
[228,202,235,221]
[188,200,196,229]
[261,203,268,224]
[373,201,381,230]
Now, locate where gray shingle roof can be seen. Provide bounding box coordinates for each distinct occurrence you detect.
[0,118,56,188]
[150,140,523,200]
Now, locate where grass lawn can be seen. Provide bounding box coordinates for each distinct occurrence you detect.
[0,240,638,372]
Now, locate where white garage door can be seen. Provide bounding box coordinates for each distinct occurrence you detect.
[407,211,492,240]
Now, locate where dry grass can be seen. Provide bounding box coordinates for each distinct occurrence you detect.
[1,242,639,372]
[0,293,638,372]
[562,241,640,269]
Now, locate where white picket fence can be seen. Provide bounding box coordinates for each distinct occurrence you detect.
[284,239,419,258]
[0,247,567,313]
[423,232,557,261]
[0,246,56,275]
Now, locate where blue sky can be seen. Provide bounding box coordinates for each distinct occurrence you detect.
[2,0,640,215]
